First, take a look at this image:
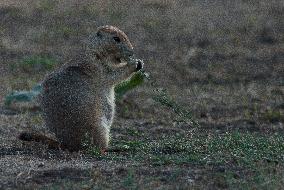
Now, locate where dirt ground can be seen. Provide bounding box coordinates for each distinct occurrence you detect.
[0,0,284,189]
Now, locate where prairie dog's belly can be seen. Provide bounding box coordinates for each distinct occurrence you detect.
[101,88,115,131]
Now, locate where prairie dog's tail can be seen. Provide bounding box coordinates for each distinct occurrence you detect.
[19,132,60,149]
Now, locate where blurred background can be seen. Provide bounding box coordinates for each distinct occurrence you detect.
[0,0,284,189]
[0,0,283,127]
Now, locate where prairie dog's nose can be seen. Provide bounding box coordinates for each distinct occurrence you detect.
[136,59,144,71]
[127,50,134,56]
[124,48,134,57]
[120,45,134,57]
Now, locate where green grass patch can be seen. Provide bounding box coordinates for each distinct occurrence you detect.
[87,131,284,167]
[84,131,284,188]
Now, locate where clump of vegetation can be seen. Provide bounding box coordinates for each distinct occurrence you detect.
[115,71,145,99]
[4,83,42,106]
[152,88,199,127]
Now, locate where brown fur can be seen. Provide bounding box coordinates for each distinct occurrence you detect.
[19,25,142,152]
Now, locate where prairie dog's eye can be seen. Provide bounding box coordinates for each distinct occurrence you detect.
[96,31,102,38]
[113,36,121,43]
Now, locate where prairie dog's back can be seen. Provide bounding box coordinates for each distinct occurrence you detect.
[42,65,97,150]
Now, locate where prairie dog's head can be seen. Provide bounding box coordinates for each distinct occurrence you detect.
[87,25,143,83]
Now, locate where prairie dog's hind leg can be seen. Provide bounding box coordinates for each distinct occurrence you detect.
[91,123,110,151]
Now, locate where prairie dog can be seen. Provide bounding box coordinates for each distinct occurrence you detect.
[21,26,143,152]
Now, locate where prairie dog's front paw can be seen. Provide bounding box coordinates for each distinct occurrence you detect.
[135,59,144,71]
